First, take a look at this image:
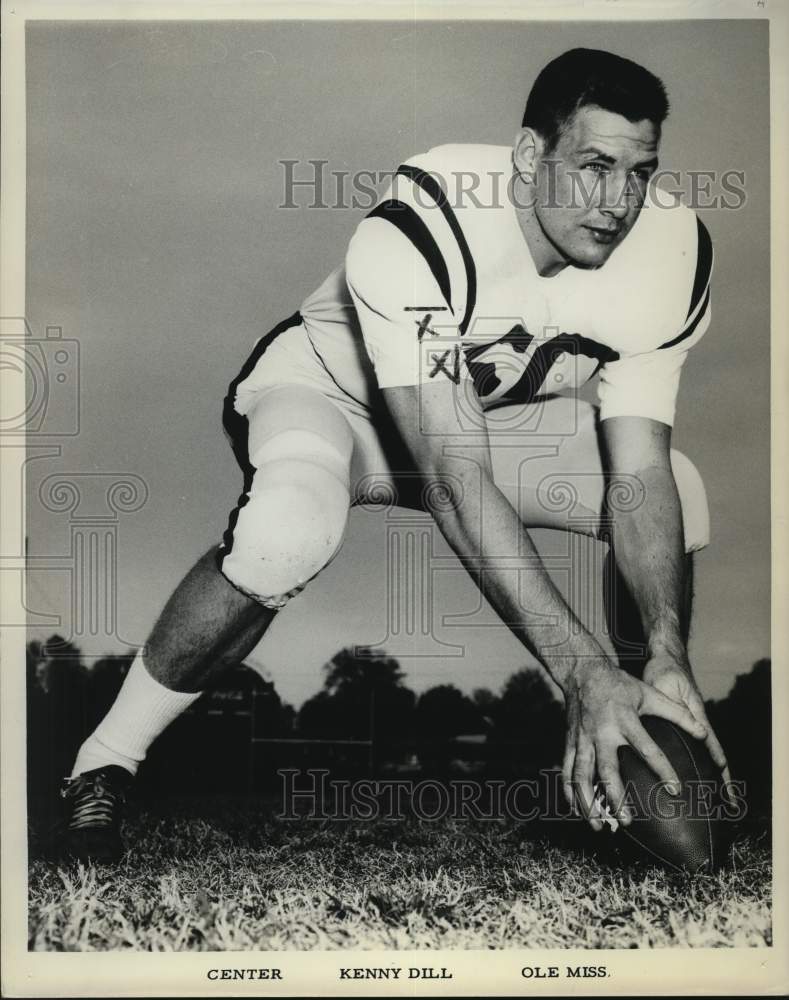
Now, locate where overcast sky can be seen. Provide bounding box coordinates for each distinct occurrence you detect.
[23,19,770,707]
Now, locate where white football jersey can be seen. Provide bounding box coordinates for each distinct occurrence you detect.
[300,144,712,427]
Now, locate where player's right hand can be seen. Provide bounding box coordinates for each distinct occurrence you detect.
[561,657,708,830]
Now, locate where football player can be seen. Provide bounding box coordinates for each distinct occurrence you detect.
[61,48,729,861]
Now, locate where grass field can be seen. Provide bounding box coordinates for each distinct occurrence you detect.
[28,795,772,951]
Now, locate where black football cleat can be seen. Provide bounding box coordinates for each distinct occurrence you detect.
[60,765,132,863]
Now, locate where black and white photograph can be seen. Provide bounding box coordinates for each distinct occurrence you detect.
[1,0,787,995]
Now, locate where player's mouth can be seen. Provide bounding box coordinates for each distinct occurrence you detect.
[584,225,621,245]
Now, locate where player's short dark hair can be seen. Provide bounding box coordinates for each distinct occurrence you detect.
[523,48,670,151]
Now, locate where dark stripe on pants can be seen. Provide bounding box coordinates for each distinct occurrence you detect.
[220,310,303,563]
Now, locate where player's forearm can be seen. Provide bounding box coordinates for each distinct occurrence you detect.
[607,465,688,663]
[430,467,608,690]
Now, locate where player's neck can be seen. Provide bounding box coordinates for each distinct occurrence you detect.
[511,174,569,277]
[516,206,570,277]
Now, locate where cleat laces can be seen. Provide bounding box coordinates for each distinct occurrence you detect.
[62,773,123,831]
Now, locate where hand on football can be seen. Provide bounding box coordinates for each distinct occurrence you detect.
[561,657,708,831]
[642,653,731,786]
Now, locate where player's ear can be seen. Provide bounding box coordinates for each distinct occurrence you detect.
[513,127,540,179]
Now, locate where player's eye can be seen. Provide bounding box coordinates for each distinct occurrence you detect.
[630,168,652,182]
[583,162,609,174]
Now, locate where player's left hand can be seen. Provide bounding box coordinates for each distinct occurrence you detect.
[642,653,731,785]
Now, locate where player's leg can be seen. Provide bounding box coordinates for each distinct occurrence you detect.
[63,382,354,859]
[69,548,275,777]
[143,547,276,692]
[483,396,709,668]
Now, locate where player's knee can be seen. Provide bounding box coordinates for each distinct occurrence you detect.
[670,449,710,553]
[221,459,350,607]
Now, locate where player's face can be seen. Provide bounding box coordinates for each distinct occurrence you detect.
[529,106,659,270]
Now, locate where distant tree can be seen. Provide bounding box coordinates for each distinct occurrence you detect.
[143,662,292,794]
[322,647,407,697]
[26,639,44,691]
[280,702,296,733]
[415,684,485,775]
[416,685,483,741]
[26,640,48,798]
[489,666,565,773]
[38,635,86,698]
[298,647,415,748]
[471,687,499,727]
[472,686,498,709]
[705,658,771,818]
[494,666,561,730]
[203,662,295,737]
[85,652,134,725]
[26,635,88,797]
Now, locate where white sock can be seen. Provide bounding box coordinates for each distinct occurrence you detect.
[71,651,203,777]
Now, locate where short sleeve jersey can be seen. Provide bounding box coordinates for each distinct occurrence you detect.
[300,144,712,427]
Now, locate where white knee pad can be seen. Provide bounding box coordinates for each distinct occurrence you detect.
[222,385,354,608]
[670,449,710,553]
[222,455,351,608]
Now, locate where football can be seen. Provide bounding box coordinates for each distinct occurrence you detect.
[613,715,732,872]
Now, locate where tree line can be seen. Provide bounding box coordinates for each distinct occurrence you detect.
[25,637,771,819]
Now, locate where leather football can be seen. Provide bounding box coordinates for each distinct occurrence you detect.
[614,715,732,872]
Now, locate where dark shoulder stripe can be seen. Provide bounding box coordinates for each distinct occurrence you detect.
[656,217,712,351]
[687,216,713,319]
[367,199,452,310]
[395,163,477,336]
[658,286,710,351]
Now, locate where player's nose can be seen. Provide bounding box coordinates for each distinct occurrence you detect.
[598,195,629,221]
[596,176,630,221]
